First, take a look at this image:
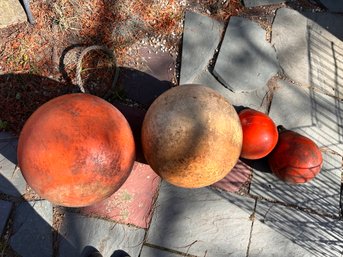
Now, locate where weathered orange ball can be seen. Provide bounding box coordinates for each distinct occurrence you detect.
[18,93,135,207]
[239,108,278,160]
[141,85,243,188]
[268,127,323,184]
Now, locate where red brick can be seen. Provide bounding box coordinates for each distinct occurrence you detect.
[212,160,252,192]
[81,162,161,229]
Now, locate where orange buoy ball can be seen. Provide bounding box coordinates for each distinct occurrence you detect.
[239,108,278,159]
[18,93,135,207]
[268,126,323,184]
[141,84,243,188]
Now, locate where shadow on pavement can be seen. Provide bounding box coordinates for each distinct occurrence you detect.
[0,139,74,257]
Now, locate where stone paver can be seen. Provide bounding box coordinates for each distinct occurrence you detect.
[180,11,224,85]
[140,245,184,257]
[273,8,343,98]
[180,12,270,111]
[0,0,27,29]
[250,151,342,216]
[187,70,270,111]
[250,200,343,257]
[213,17,279,92]
[243,0,284,8]
[119,47,174,107]
[0,133,26,197]
[81,161,161,229]
[212,159,252,192]
[0,200,12,236]
[10,200,53,257]
[138,46,175,82]
[58,212,145,257]
[146,182,254,257]
[318,0,343,13]
[269,80,343,154]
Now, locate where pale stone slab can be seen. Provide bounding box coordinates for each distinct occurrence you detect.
[0,133,26,196]
[273,8,343,100]
[58,212,145,257]
[180,11,224,84]
[244,0,285,8]
[269,80,343,154]
[0,0,27,28]
[140,246,184,257]
[250,200,343,257]
[184,69,269,112]
[213,17,279,92]
[180,12,270,111]
[146,182,254,257]
[10,201,53,257]
[272,8,309,86]
[250,151,342,216]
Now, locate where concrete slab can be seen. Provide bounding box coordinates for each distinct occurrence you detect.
[317,0,343,12]
[180,11,224,85]
[146,182,254,257]
[81,161,161,229]
[0,134,26,197]
[269,80,343,154]
[213,17,279,92]
[243,0,285,8]
[10,200,53,257]
[212,159,252,192]
[272,8,343,99]
[0,0,27,29]
[140,245,184,257]
[250,151,342,216]
[250,200,343,257]
[58,212,145,257]
[0,200,12,236]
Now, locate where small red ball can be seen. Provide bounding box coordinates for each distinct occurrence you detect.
[239,109,278,160]
[268,127,323,184]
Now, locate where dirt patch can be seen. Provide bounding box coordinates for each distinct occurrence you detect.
[0,0,323,135]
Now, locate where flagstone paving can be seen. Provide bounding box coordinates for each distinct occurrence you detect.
[1,3,343,257]
[58,212,145,257]
[145,182,255,257]
[251,200,343,257]
[213,16,279,92]
[10,200,53,257]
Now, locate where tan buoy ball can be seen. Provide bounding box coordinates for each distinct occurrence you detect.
[141,84,243,188]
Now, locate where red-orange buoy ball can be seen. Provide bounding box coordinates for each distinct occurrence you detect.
[141,84,243,188]
[239,108,278,159]
[268,126,323,184]
[18,93,135,207]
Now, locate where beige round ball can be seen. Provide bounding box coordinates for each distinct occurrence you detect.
[141,84,243,188]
